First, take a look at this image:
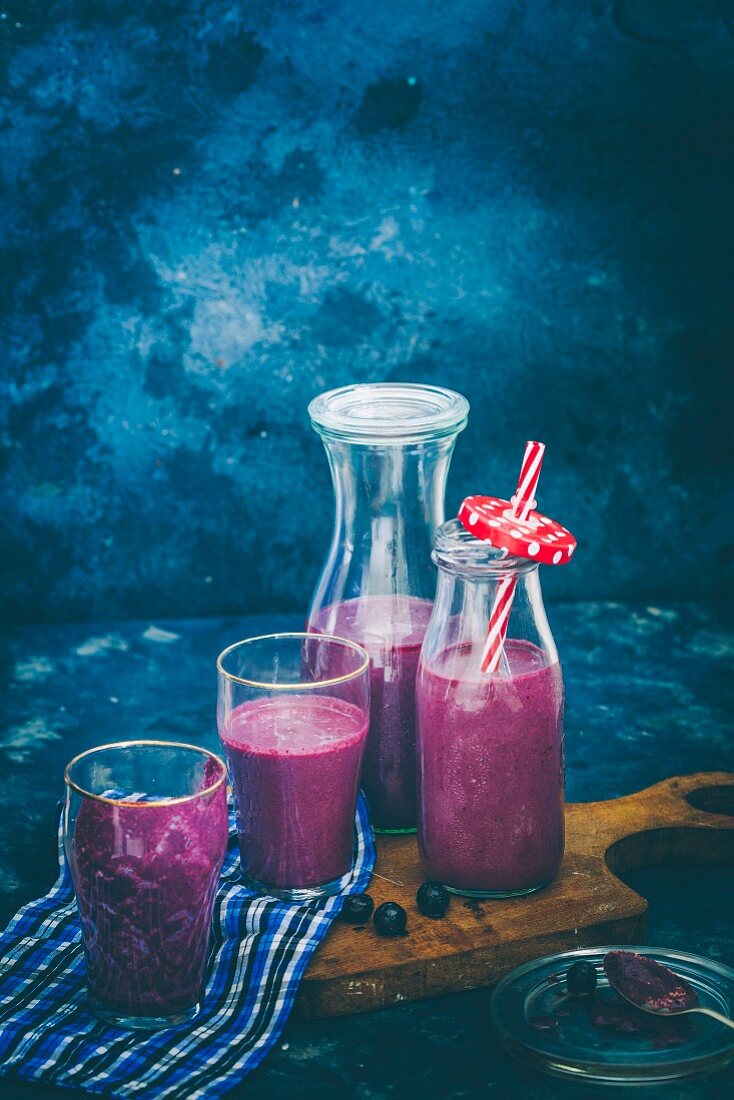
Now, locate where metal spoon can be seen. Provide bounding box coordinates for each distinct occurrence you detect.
[612,991,734,1030]
[604,950,734,1032]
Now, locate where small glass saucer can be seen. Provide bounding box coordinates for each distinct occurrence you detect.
[491,945,734,1084]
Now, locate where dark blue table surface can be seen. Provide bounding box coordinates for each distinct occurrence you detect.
[1,602,733,1099]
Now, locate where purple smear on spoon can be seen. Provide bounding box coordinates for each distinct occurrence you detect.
[604,951,698,1013]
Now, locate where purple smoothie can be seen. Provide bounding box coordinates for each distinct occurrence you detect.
[308,595,434,831]
[71,763,228,1019]
[417,639,564,894]
[220,694,368,889]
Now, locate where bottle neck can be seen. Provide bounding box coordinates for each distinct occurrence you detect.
[432,518,539,578]
[314,435,457,605]
[427,554,558,669]
[327,435,452,527]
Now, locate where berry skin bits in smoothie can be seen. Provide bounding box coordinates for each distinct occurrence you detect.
[221,694,368,891]
[417,639,564,895]
[65,744,228,1028]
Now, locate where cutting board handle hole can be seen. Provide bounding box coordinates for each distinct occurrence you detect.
[605,826,734,874]
[686,785,734,816]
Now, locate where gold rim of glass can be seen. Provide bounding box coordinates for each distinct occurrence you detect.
[64,740,228,807]
[216,632,370,690]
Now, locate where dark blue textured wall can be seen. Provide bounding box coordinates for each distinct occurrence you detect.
[2,1,733,624]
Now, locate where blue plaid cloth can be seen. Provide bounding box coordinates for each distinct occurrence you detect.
[0,792,375,1098]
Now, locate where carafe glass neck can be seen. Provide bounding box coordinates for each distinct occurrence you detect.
[308,385,469,607]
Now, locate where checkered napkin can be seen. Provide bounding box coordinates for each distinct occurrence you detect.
[0,792,375,1099]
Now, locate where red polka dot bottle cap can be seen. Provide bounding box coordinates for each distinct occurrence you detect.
[458,495,576,565]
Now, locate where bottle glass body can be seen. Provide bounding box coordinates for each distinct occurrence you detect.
[416,519,565,896]
[306,384,469,832]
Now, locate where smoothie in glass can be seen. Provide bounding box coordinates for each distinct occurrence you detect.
[220,694,368,890]
[68,750,228,1025]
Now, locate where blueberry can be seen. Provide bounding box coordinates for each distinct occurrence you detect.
[416,881,451,919]
[338,894,374,924]
[567,960,598,996]
[373,902,408,937]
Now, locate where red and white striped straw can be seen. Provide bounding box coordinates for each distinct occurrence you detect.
[480,441,545,674]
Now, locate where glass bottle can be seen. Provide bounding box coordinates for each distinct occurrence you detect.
[416,518,565,895]
[306,383,469,833]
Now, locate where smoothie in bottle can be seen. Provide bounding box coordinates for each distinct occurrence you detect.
[308,594,433,831]
[418,638,564,894]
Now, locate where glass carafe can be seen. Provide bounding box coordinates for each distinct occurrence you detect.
[306,383,469,833]
[416,519,565,895]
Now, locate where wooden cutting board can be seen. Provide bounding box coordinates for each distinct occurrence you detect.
[296,772,734,1018]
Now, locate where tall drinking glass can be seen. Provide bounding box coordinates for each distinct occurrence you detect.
[217,632,370,900]
[64,741,228,1029]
